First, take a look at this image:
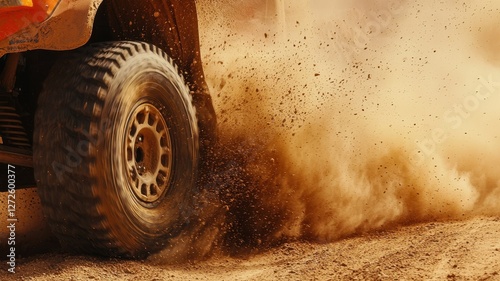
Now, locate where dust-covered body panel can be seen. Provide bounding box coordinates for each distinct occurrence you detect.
[0,0,103,58]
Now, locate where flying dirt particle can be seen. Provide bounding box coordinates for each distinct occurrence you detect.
[219,78,226,90]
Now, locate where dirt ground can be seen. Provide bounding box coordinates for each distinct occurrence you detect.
[1,189,498,280]
[1,216,499,280]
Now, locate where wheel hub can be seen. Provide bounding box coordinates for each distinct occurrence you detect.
[125,103,172,204]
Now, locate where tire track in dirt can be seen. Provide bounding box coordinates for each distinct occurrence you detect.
[340,218,500,280]
[429,219,500,280]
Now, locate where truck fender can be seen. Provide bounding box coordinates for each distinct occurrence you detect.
[0,0,104,57]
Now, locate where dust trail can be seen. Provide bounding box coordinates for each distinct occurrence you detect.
[152,0,500,262]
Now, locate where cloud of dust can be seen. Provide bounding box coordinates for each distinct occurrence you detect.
[152,0,500,262]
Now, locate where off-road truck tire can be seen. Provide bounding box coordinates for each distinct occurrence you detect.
[33,41,199,258]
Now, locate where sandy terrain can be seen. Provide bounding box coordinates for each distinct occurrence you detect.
[1,216,499,280]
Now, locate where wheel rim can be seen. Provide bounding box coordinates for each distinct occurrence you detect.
[125,102,172,204]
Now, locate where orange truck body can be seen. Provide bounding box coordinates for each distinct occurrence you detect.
[0,0,60,41]
[0,0,103,57]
